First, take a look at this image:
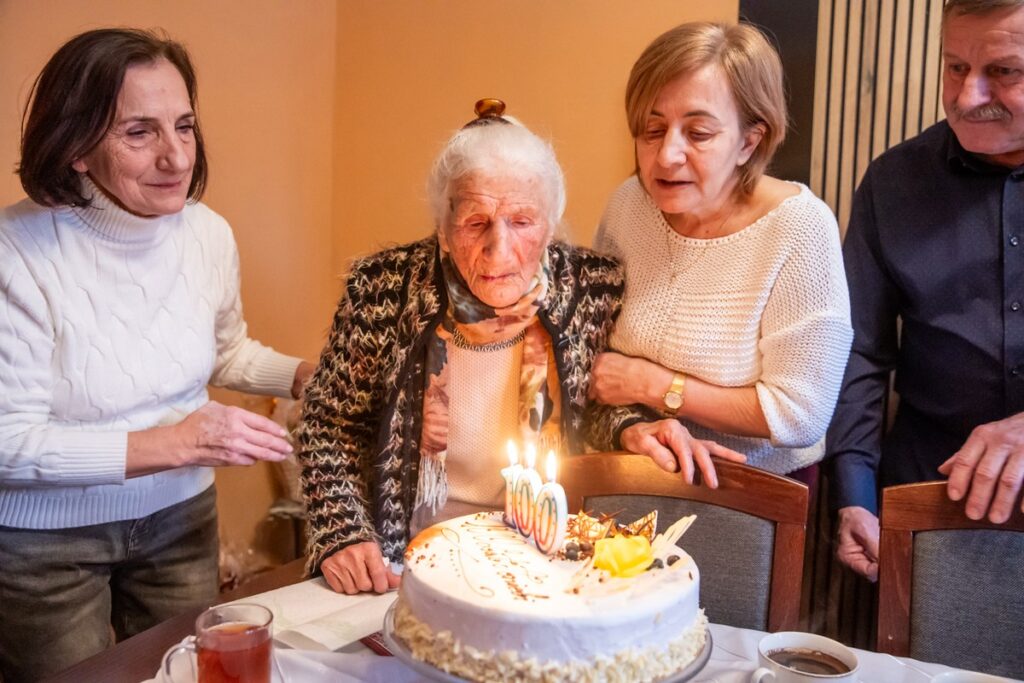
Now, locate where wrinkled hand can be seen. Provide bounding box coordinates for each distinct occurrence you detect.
[177,401,292,467]
[292,361,315,400]
[321,541,402,594]
[835,506,879,582]
[939,413,1024,523]
[589,352,661,407]
[420,391,449,454]
[620,419,746,489]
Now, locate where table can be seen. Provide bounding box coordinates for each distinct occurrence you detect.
[40,558,993,683]
[41,559,307,683]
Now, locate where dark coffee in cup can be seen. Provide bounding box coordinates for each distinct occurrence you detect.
[767,647,852,675]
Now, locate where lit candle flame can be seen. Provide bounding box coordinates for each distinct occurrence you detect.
[525,443,537,470]
[506,440,518,467]
[546,450,557,483]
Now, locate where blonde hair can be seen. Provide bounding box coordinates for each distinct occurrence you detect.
[625,22,787,195]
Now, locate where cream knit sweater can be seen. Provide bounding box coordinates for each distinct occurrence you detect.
[0,179,302,528]
[410,341,521,535]
[595,177,852,474]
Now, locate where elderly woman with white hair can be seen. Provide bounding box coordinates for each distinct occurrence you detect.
[298,101,742,595]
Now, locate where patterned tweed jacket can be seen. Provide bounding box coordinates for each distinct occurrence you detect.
[297,236,624,572]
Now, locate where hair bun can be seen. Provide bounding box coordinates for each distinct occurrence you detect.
[474,98,506,119]
[463,98,511,129]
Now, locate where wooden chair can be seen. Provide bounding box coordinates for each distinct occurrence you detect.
[561,451,808,632]
[878,482,1024,677]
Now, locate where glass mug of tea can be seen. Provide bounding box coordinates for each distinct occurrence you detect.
[161,603,274,683]
[751,631,859,682]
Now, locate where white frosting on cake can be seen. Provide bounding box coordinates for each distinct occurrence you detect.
[395,511,706,681]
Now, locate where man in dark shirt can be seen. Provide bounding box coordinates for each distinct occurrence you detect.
[828,0,1024,581]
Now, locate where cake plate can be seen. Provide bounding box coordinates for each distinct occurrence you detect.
[381,602,712,683]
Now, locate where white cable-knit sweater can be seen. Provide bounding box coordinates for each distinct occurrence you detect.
[0,179,302,528]
[594,177,852,474]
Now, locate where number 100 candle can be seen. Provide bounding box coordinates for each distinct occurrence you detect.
[534,451,568,555]
[513,444,542,537]
[501,441,523,529]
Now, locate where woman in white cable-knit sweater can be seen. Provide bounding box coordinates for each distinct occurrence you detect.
[0,29,313,681]
[588,22,853,482]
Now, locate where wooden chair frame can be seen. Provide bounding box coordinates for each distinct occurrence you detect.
[877,481,1024,655]
[561,451,809,632]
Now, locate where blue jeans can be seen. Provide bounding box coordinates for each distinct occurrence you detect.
[0,485,218,682]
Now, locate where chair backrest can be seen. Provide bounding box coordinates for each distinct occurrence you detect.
[561,451,808,632]
[878,482,1024,677]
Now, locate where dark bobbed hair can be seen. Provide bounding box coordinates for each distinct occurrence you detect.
[18,28,208,207]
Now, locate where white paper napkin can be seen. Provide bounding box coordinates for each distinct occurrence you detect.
[225,577,398,652]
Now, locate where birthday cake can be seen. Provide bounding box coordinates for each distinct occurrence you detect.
[393,511,707,682]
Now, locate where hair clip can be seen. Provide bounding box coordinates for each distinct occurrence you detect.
[463,98,511,128]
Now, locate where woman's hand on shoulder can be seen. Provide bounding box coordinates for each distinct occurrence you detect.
[291,361,315,400]
[320,541,402,594]
[620,419,746,489]
[589,352,669,408]
[175,401,293,467]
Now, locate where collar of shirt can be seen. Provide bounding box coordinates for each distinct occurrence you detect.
[944,125,1024,179]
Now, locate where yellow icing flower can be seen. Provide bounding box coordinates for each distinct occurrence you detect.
[593,534,654,578]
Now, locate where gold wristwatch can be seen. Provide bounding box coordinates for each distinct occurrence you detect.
[662,372,686,415]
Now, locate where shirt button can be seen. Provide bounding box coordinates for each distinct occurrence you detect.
[1012,236,1021,247]
[1013,302,1022,312]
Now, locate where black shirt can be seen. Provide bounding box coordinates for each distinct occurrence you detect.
[827,120,1024,513]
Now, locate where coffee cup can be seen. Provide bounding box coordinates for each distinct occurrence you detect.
[161,603,274,683]
[750,631,859,682]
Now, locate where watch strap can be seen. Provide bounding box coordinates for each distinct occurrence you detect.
[662,372,687,415]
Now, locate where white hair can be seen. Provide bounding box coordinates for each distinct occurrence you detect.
[426,117,567,232]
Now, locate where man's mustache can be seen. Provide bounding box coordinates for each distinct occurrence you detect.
[952,102,1011,122]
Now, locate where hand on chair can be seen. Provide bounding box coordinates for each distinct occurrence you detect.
[939,412,1024,524]
[620,419,746,489]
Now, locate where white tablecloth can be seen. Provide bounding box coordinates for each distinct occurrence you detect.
[151,577,1016,682]
[260,622,962,682]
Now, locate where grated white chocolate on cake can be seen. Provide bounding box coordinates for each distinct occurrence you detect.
[394,512,707,682]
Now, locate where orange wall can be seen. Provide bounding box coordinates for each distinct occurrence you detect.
[0,0,337,362]
[0,0,337,569]
[0,0,738,566]
[333,0,738,269]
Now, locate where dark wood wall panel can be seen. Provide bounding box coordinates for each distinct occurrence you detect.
[811,0,945,234]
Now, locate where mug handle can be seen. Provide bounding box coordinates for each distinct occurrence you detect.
[750,667,776,683]
[161,635,197,682]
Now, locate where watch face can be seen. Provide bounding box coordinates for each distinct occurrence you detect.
[664,392,682,410]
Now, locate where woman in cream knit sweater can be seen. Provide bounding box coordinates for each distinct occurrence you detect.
[588,22,853,480]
